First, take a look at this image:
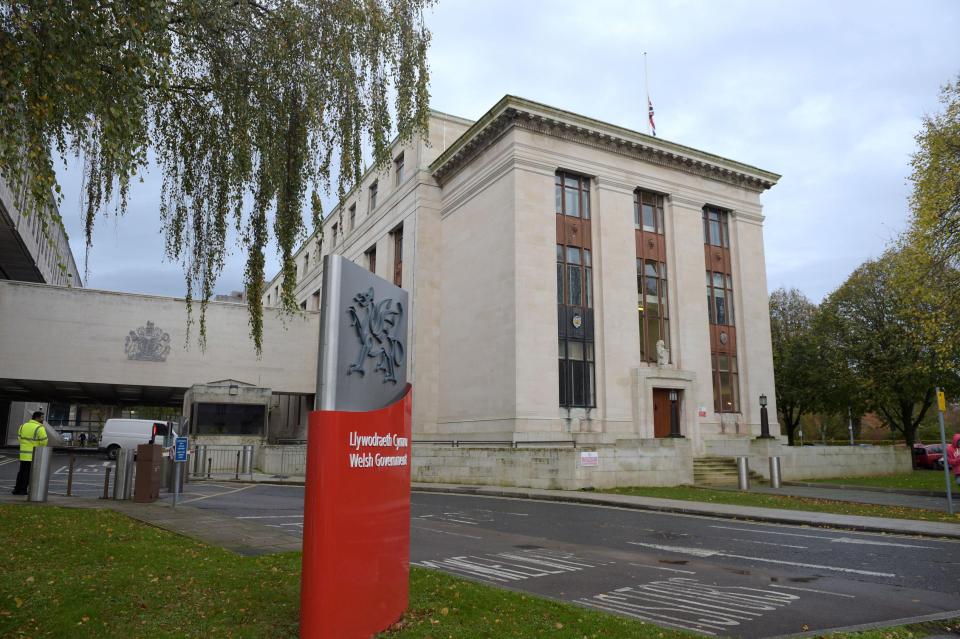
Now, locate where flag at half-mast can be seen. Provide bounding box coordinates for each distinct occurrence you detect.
[647,96,656,137]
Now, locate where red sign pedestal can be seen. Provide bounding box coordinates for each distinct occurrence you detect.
[300,385,412,639]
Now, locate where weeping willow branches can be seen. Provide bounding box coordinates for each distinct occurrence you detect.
[0,0,432,351]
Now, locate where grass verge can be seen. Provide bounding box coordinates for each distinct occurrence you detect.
[0,504,688,639]
[600,486,960,524]
[808,471,957,492]
[824,616,960,638]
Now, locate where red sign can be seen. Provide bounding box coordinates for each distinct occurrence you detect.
[300,385,412,638]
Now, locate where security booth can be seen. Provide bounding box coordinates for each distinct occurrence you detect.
[181,380,271,477]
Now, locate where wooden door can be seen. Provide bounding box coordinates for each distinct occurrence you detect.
[652,389,671,438]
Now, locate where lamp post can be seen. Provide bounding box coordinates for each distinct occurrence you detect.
[668,390,683,438]
[758,394,773,439]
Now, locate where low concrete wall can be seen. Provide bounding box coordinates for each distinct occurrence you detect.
[411,439,694,490]
[703,438,912,481]
[258,444,307,476]
[777,445,911,480]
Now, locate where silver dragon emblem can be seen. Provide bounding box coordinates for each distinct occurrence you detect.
[346,288,405,384]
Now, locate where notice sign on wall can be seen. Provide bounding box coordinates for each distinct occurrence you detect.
[580,451,599,467]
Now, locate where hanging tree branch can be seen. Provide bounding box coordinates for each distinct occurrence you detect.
[0,0,433,352]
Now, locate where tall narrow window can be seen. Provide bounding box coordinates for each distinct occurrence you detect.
[556,171,595,408]
[392,226,403,286]
[703,205,738,412]
[394,153,404,186]
[303,251,310,276]
[634,190,669,362]
[349,203,356,231]
[369,181,378,211]
[366,245,377,273]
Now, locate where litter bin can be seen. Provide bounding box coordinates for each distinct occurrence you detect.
[134,444,162,503]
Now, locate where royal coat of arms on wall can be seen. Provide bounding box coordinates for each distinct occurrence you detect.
[124,321,172,362]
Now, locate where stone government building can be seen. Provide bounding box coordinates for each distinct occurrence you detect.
[263,95,893,488]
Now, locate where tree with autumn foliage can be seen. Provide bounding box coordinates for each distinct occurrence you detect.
[0,0,432,351]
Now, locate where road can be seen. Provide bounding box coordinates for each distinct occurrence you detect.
[4,452,960,637]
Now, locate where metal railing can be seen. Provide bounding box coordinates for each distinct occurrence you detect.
[412,440,577,448]
[190,445,255,480]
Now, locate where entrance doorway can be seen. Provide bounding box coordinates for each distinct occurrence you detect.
[652,388,681,438]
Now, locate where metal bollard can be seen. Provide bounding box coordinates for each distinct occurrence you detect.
[101,467,112,499]
[194,445,207,477]
[206,458,211,479]
[736,456,750,491]
[235,450,241,480]
[66,456,76,496]
[769,456,782,489]
[114,448,134,500]
[28,446,54,502]
[241,445,254,478]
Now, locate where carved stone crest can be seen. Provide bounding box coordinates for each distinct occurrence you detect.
[346,287,405,384]
[124,321,171,362]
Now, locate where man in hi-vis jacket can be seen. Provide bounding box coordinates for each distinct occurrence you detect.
[13,411,48,495]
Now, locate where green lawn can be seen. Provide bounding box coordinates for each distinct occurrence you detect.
[809,470,957,492]
[601,486,960,524]
[0,505,688,639]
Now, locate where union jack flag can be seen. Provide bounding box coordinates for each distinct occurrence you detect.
[648,96,656,137]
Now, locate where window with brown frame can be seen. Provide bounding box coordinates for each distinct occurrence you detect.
[555,172,591,219]
[703,206,730,247]
[712,353,740,413]
[706,270,735,326]
[366,245,377,273]
[638,259,670,362]
[703,204,739,412]
[392,226,403,287]
[348,203,356,231]
[555,171,595,408]
[634,189,669,362]
[394,153,404,186]
[369,181,378,211]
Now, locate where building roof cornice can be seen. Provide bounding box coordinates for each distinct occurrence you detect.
[429,96,781,192]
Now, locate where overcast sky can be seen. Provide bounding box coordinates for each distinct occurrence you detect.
[56,0,960,303]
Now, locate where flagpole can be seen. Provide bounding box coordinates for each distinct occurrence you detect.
[644,52,651,135]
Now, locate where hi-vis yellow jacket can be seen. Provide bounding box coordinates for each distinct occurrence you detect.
[18,419,48,462]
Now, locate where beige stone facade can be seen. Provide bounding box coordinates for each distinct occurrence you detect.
[264,96,786,485]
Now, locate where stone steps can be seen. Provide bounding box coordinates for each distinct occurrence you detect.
[693,456,765,486]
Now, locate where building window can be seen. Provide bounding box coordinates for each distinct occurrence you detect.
[555,170,595,408]
[332,221,338,245]
[556,245,592,308]
[638,259,670,362]
[349,203,356,231]
[303,251,310,276]
[366,245,377,273]
[703,206,730,247]
[266,294,271,306]
[369,181,378,211]
[394,153,404,186]
[634,190,665,233]
[300,300,307,310]
[392,225,403,286]
[706,270,735,325]
[712,353,740,413]
[703,204,738,412]
[555,172,590,219]
[312,290,321,311]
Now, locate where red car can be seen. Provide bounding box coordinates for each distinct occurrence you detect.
[913,444,944,470]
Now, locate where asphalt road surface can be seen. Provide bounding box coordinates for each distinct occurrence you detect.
[4,453,960,638]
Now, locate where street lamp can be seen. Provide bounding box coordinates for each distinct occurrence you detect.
[758,394,773,439]
[668,390,683,438]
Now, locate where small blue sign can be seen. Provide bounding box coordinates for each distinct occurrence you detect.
[174,437,189,462]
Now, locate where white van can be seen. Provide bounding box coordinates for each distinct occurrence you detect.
[99,419,177,459]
